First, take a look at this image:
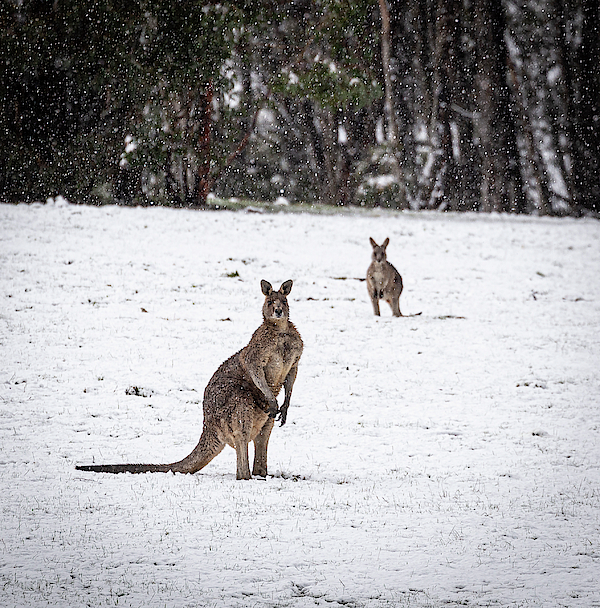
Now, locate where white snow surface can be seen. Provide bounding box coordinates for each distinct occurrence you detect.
[1,202,599,608]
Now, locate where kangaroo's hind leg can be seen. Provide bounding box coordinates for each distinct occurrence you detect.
[389,294,402,317]
[252,417,275,477]
[232,420,252,480]
[230,393,263,480]
[370,290,381,316]
[390,275,404,317]
[233,434,251,480]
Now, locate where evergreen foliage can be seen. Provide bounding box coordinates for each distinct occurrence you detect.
[0,0,598,214]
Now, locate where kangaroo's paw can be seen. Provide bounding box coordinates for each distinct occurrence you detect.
[277,405,289,426]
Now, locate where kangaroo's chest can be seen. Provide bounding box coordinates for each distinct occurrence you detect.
[265,333,302,388]
[369,263,389,287]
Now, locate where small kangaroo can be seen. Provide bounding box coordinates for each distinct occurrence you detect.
[367,237,403,317]
[76,280,303,480]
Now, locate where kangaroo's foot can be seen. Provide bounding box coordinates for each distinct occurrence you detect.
[252,463,268,477]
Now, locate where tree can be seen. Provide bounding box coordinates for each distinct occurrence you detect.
[0,1,143,203]
[472,0,526,213]
[430,0,463,211]
[222,0,383,206]
[557,0,600,213]
[0,1,265,206]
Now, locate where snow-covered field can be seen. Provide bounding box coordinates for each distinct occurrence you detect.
[1,201,599,608]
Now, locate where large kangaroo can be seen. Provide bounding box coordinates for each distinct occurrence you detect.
[366,237,403,317]
[76,280,303,480]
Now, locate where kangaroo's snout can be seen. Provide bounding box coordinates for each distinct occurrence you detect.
[268,299,286,319]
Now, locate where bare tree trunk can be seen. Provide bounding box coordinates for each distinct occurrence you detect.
[560,0,600,213]
[472,0,526,213]
[164,148,183,207]
[407,0,435,208]
[320,106,338,206]
[379,0,397,147]
[430,0,460,211]
[378,0,407,208]
[192,81,213,207]
[506,53,552,215]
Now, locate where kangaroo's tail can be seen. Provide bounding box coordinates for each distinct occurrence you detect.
[76,428,225,474]
[75,463,174,473]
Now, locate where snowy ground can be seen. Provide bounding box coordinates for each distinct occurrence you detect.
[1,201,599,608]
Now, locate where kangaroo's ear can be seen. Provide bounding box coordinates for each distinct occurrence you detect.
[280,279,293,296]
[261,280,273,296]
[382,237,389,248]
[369,237,377,248]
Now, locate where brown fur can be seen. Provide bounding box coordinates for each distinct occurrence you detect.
[366,237,403,317]
[76,280,303,480]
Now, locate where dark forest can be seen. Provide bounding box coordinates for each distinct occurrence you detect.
[1,0,598,215]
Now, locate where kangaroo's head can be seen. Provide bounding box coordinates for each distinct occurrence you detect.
[370,237,389,263]
[261,279,293,323]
